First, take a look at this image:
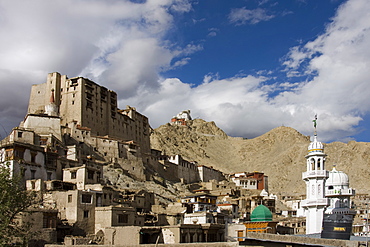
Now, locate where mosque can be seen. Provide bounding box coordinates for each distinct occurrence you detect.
[243,204,277,234]
[302,116,355,240]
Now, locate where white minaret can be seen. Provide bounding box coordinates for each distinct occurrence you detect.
[302,115,329,234]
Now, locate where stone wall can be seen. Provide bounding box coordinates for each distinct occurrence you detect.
[198,165,224,182]
[245,232,362,247]
[46,243,238,247]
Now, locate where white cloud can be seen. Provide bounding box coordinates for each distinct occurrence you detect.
[0,0,194,132]
[171,57,191,68]
[101,37,174,97]
[258,0,270,6]
[207,28,219,37]
[1,0,370,143]
[281,0,370,117]
[228,7,275,25]
[134,0,370,142]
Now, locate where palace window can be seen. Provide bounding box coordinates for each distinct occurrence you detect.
[88,170,94,180]
[81,194,92,204]
[30,170,36,179]
[118,214,128,224]
[68,194,73,203]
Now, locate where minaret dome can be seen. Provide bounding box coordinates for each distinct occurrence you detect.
[308,135,324,154]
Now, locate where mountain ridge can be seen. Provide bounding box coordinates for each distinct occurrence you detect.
[150,119,370,196]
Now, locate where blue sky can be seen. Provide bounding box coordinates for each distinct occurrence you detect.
[0,0,370,143]
[165,1,342,84]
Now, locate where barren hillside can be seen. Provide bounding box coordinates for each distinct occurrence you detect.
[150,119,370,196]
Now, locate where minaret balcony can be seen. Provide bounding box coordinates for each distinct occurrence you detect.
[326,208,356,215]
[325,188,355,197]
[302,170,329,180]
[301,198,329,207]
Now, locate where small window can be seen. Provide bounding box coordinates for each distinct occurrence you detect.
[84,210,89,218]
[43,213,57,228]
[18,132,23,138]
[118,214,128,223]
[81,194,92,204]
[31,153,36,163]
[31,170,36,179]
[71,171,76,179]
[68,194,73,203]
[47,172,52,181]
[31,181,36,189]
[88,170,94,180]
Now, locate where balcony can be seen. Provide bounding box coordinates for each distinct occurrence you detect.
[325,188,355,197]
[301,198,329,207]
[302,170,329,180]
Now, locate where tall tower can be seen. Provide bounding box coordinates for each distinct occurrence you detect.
[302,115,329,234]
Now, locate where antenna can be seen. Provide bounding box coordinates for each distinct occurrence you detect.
[0,122,8,140]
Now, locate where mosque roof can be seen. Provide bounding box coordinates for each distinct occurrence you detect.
[326,166,349,186]
[250,204,272,222]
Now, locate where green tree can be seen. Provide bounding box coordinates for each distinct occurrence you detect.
[0,163,38,246]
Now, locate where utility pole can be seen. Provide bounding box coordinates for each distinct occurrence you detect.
[366,199,368,247]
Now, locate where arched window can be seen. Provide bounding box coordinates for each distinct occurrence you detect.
[311,158,315,170]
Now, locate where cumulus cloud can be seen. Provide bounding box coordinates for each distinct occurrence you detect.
[125,75,273,137]
[0,0,193,132]
[1,0,370,143]
[278,0,370,137]
[228,7,275,25]
[133,0,370,142]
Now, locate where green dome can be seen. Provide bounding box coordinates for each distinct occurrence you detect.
[250,205,272,222]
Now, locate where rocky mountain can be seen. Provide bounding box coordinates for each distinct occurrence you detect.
[150,119,370,196]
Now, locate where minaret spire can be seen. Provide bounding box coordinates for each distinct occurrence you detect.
[313,114,317,136]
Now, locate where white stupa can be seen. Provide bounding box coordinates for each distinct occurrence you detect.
[45,89,58,116]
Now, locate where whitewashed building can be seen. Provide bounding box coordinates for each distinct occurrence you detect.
[301,120,329,234]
